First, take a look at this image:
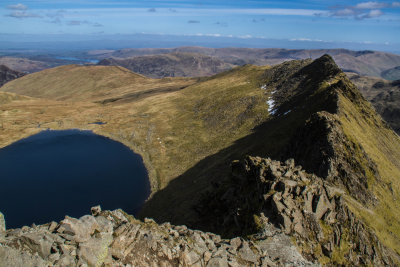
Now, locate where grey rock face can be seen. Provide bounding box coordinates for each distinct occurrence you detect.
[2,156,392,266]
[0,212,5,233]
[0,207,315,266]
[198,156,396,266]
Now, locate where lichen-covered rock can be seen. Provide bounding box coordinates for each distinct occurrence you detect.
[197,156,397,266]
[0,212,5,233]
[0,207,315,266]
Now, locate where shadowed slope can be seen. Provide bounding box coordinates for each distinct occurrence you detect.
[140,55,400,261]
[0,65,25,87]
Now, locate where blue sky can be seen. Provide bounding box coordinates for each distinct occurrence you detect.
[0,1,399,50]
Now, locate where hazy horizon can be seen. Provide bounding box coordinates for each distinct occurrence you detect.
[1,1,400,54]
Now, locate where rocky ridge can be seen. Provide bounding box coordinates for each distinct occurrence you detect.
[0,205,315,266]
[198,156,396,265]
[1,55,400,266]
[1,155,397,266]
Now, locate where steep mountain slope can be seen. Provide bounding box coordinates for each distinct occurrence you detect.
[0,63,271,193]
[95,47,400,78]
[0,65,25,87]
[1,55,400,265]
[347,72,400,134]
[98,52,234,78]
[382,66,400,80]
[140,55,400,264]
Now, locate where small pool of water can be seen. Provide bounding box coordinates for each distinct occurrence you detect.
[55,56,99,64]
[0,129,150,229]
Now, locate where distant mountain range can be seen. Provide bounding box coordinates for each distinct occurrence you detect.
[2,47,400,81]
[348,72,400,134]
[94,47,400,80]
[98,52,234,78]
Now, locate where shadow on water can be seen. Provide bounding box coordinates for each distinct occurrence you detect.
[0,129,150,228]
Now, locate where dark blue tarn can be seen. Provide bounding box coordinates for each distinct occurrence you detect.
[0,129,150,229]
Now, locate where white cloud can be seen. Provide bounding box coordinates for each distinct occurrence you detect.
[331,8,356,17]
[235,8,327,16]
[6,3,28,10]
[67,20,89,26]
[6,11,41,18]
[355,1,388,9]
[359,9,384,18]
[290,38,325,42]
[393,2,400,7]
[328,2,388,20]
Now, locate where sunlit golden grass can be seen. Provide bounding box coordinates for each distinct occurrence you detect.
[339,93,400,256]
[2,62,400,259]
[0,64,270,193]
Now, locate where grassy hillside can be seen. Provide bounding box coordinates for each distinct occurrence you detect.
[1,56,400,263]
[0,63,270,192]
[0,64,195,102]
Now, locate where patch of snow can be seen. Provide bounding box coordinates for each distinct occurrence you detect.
[283,110,291,115]
[261,84,267,90]
[267,90,276,115]
[267,94,276,115]
[267,99,275,111]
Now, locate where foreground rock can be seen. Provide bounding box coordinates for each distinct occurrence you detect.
[0,205,314,266]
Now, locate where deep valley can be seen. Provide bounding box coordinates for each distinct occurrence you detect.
[0,53,400,266]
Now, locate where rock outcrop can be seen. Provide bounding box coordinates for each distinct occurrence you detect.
[198,156,396,266]
[0,206,315,266]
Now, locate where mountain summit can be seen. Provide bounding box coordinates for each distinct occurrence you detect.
[0,55,400,266]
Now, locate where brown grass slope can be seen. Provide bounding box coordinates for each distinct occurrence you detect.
[1,56,400,263]
[0,63,270,192]
[0,64,194,102]
[140,56,400,262]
